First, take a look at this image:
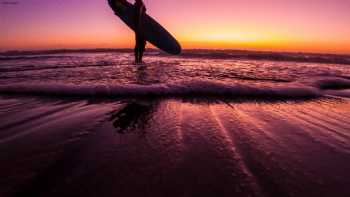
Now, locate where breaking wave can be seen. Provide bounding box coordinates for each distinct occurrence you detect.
[313,77,350,90]
[0,80,322,99]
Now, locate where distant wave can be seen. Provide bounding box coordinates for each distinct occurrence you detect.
[1,49,349,65]
[0,49,132,57]
[0,62,113,73]
[0,55,72,61]
[0,80,322,99]
[179,50,350,65]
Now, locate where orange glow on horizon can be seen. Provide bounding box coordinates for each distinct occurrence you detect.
[1,0,350,54]
[2,33,350,54]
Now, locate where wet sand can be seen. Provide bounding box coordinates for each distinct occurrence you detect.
[1,96,350,197]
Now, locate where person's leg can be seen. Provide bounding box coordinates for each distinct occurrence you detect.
[135,33,142,64]
[139,39,146,63]
[134,46,139,64]
[138,44,142,63]
[134,37,139,64]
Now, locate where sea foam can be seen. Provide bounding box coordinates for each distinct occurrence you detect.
[0,80,322,99]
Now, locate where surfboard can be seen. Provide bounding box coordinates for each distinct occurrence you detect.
[108,0,182,55]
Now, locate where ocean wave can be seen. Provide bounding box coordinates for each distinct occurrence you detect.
[0,63,113,73]
[0,80,321,99]
[0,55,72,61]
[2,49,350,65]
[313,77,350,90]
[179,50,350,65]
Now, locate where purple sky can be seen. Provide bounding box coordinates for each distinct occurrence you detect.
[1,0,350,53]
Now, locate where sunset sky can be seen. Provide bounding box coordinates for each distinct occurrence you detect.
[1,0,350,54]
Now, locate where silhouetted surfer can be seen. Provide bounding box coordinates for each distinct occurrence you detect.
[108,0,180,63]
[134,0,147,64]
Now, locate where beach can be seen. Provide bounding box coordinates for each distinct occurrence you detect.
[1,50,350,197]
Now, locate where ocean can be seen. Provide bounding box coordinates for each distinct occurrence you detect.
[1,49,350,197]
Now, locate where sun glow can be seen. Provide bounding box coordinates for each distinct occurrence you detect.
[1,0,350,54]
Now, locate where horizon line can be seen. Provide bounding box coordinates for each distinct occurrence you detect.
[1,47,350,56]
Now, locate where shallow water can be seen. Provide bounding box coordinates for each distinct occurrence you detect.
[1,51,350,197]
[0,51,350,98]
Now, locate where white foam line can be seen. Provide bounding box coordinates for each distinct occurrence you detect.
[0,80,322,99]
